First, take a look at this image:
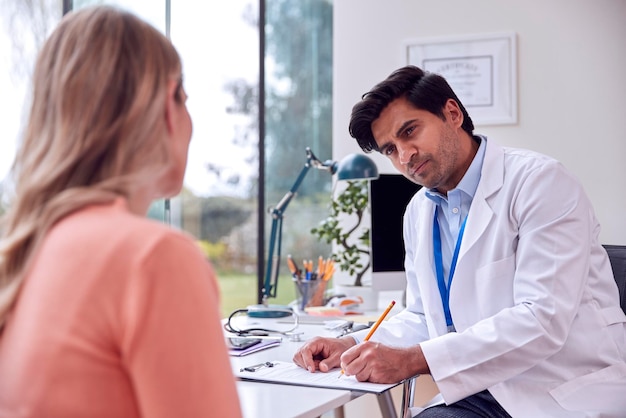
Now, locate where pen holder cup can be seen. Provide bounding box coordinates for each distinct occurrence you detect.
[294,279,327,311]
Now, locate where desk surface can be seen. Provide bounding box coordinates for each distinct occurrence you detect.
[228,315,362,418]
[237,380,353,418]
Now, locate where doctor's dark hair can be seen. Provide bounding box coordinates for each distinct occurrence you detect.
[348,65,474,153]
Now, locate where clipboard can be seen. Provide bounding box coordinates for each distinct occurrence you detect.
[235,360,400,393]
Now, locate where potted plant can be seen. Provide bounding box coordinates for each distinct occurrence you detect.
[311,179,372,288]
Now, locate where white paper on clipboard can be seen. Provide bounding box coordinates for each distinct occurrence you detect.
[235,360,400,393]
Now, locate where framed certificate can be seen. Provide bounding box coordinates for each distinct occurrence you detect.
[404,32,517,126]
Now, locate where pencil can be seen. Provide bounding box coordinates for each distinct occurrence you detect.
[339,300,396,377]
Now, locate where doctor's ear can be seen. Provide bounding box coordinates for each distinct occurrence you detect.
[443,99,464,128]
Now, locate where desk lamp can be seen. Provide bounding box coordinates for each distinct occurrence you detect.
[247,147,379,318]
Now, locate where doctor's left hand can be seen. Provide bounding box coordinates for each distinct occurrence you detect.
[293,335,356,373]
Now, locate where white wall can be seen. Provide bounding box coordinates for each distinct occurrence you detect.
[333,0,626,245]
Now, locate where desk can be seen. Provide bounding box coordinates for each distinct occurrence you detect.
[228,315,399,418]
[236,380,352,418]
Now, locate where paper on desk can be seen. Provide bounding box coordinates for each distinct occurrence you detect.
[235,360,400,394]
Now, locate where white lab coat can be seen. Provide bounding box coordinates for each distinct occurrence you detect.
[362,138,626,417]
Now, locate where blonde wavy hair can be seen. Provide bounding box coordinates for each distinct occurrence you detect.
[0,6,182,328]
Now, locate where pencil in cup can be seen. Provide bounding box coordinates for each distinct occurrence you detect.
[306,280,327,308]
[289,256,335,309]
[295,280,320,310]
[339,300,396,377]
[307,257,335,307]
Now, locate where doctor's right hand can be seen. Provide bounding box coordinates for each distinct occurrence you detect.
[293,336,356,373]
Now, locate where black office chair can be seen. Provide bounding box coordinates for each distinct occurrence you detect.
[603,244,626,314]
[400,244,626,418]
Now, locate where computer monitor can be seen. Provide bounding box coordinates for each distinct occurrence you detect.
[369,174,422,291]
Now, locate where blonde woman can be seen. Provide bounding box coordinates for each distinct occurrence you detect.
[0,6,242,417]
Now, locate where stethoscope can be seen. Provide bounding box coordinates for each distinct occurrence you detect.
[222,308,303,341]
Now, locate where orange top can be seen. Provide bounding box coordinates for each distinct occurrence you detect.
[0,199,242,418]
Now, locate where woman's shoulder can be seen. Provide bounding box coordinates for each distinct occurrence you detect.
[52,198,200,258]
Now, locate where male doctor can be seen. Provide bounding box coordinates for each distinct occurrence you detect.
[293,65,626,417]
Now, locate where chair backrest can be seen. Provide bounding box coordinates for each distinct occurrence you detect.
[603,244,626,314]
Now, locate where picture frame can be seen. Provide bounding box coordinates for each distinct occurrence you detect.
[404,32,517,126]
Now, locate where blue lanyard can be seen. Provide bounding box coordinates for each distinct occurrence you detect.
[433,209,468,332]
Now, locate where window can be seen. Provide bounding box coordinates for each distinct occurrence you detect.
[262,0,334,309]
[1,0,333,318]
[0,0,62,213]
